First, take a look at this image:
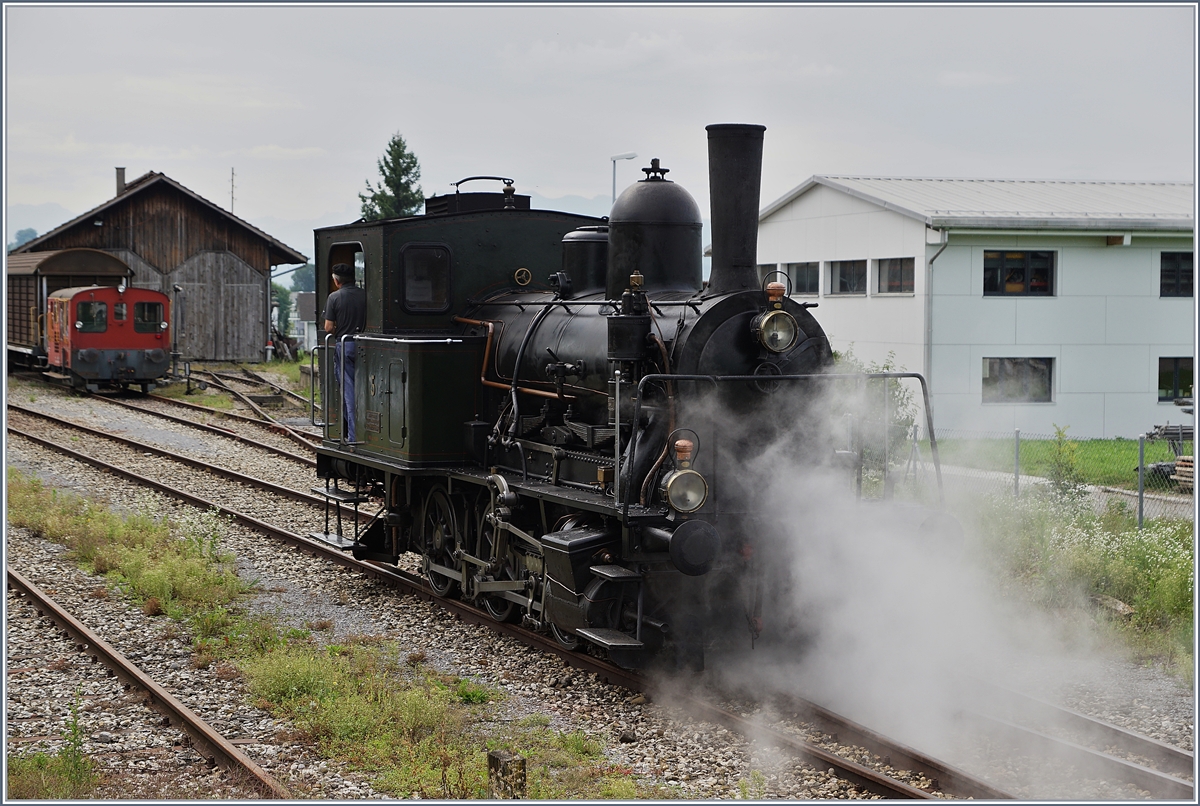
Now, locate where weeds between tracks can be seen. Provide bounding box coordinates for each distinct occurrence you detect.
[4,468,662,798]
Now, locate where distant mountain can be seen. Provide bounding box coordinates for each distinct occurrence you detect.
[7,202,77,243]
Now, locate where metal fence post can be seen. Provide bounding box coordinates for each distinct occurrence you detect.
[1137,434,1145,529]
[1014,428,1020,498]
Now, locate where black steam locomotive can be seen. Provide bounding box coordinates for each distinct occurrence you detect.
[311,124,945,669]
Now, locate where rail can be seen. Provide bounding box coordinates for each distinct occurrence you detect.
[6,424,1028,800]
[6,568,291,799]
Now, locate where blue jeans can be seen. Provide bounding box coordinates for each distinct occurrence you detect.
[336,341,357,443]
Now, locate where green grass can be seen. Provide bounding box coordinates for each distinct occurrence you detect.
[928,435,1192,491]
[968,489,1194,677]
[153,378,237,410]
[6,470,247,617]
[242,641,656,798]
[7,695,97,799]
[7,468,651,798]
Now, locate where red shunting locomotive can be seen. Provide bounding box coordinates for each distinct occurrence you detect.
[44,284,172,392]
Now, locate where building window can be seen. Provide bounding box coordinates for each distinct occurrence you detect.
[402,244,451,312]
[1160,252,1193,297]
[786,262,820,295]
[76,301,107,333]
[983,357,1053,403]
[1158,357,1193,401]
[134,301,164,333]
[877,257,914,293]
[757,264,779,284]
[829,260,866,295]
[984,251,1054,296]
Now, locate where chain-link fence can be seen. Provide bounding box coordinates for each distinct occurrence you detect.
[832,375,1193,525]
[879,425,1194,524]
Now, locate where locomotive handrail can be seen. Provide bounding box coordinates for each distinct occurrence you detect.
[310,338,329,430]
[338,333,367,448]
[622,371,944,519]
[468,297,704,311]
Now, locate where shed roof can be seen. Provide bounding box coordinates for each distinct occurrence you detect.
[760,176,1195,231]
[13,172,308,264]
[5,248,133,277]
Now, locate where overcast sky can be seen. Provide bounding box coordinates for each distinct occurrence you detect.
[5,4,1196,265]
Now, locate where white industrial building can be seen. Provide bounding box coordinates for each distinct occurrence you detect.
[755,177,1194,438]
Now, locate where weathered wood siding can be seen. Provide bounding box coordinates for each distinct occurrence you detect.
[172,251,267,362]
[111,249,165,290]
[30,183,271,275]
[23,180,282,361]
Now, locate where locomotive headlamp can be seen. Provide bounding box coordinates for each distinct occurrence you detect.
[752,310,798,353]
[663,469,708,513]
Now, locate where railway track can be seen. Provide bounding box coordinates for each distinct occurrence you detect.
[6,568,291,799]
[7,408,1191,799]
[7,422,1008,799]
[76,393,315,465]
[961,680,1194,798]
[145,388,319,449]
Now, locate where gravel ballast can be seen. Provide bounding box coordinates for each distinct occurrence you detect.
[5,375,1194,799]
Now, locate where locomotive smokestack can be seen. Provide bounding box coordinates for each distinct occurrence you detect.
[706,123,766,294]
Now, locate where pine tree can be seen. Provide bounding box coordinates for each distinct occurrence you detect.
[359,133,424,221]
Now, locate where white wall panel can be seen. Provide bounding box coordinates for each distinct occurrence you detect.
[1106,297,1194,345]
[1015,296,1107,345]
[1059,345,1149,393]
[935,297,1016,345]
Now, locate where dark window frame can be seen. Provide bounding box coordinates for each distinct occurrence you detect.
[877,257,915,294]
[1158,356,1193,401]
[398,242,453,315]
[134,301,164,333]
[76,301,107,333]
[1160,252,1193,297]
[786,261,820,295]
[828,259,867,295]
[983,250,1055,296]
[982,357,1054,403]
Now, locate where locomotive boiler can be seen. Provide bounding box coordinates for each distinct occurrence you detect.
[311,124,944,669]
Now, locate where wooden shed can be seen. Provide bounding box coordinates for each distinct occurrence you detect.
[11,170,307,361]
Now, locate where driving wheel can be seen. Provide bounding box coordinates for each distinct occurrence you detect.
[422,486,461,597]
[477,503,517,622]
[550,622,581,650]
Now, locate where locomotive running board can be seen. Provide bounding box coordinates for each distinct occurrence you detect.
[309,486,371,504]
[575,627,644,649]
[309,531,358,550]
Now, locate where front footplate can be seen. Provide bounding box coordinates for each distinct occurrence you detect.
[575,627,646,669]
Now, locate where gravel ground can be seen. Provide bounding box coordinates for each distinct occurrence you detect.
[5,376,1195,799]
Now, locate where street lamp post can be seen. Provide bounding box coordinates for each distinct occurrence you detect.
[611,152,637,204]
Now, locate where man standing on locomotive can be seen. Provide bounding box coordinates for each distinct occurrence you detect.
[323,263,367,444]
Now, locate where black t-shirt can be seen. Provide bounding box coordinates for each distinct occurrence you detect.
[324,284,367,339]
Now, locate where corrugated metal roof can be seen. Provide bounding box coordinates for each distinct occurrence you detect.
[761,176,1194,231]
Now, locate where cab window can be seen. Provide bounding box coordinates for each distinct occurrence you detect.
[134,301,164,333]
[113,302,127,321]
[76,301,107,333]
[402,244,451,313]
